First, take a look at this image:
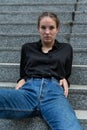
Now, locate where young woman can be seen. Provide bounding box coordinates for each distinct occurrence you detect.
[0,12,82,130]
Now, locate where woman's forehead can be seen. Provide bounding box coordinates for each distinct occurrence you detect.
[39,16,56,25]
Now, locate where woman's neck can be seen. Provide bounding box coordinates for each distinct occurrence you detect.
[41,41,54,53]
[42,46,52,53]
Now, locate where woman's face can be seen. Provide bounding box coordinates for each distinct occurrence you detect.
[38,16,59,45]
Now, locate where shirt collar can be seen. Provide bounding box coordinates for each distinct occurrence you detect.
[38,39,60,51]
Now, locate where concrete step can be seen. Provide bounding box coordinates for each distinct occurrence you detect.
[73,48,87,65]
[0,2,76,6]
[78,0,87,2]
[0,34,40,47]
[0,11,72,24]
[72,23,87,33]
[70,33,87,48]
[0,4,75,12]
[68,85,87,110]
[77,3,87,11]
[0,48,21,63]
[0,82,16,88]
[77,110,87,130]
[69,65,87,85]
[75,11,87,22]
[0,47,87,65]
[0,110,86,130]
[0,0,77,4]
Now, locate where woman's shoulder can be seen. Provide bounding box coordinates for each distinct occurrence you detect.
[22,41,39,49]
[56,40,73,51]
[23,41,38,47]
[61,43,73,54]
[62,43,73,50]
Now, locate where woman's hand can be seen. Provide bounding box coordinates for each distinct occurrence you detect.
[59,78,69,97]
[15,79,26,90]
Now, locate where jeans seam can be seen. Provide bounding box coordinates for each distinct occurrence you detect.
[38,78,44,102]
[41,113,52,130]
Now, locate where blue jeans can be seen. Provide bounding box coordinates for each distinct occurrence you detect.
[0,78,82,130]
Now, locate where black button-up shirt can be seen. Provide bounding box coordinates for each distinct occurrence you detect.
[19,40,73,83]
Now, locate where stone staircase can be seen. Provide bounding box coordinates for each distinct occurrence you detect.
[0,0,87,129]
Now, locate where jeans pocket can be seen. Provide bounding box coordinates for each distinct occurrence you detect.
[21,78,33,90]
[52,79,64,93]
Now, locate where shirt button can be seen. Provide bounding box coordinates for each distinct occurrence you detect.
[48,73,51,75]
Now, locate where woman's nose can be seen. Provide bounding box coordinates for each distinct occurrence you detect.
[45,28,50,34]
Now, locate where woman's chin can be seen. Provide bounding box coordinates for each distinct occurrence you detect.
[43,39,52,44]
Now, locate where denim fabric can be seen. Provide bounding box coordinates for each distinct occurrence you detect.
[0,78,82,130]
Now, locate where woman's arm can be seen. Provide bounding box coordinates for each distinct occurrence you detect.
[16,44,28,89]
[60,45,73,97]
[65,45,73,80]
[59,78,68,97]
[17,44,28,82]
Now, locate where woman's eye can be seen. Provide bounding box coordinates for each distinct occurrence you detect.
[49,26,55,30]
[41,26,46,30]
[40,26,55,30]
